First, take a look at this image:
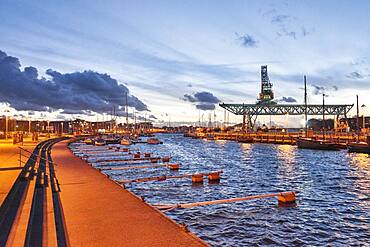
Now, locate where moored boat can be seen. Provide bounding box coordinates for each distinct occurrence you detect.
[105,138,121,144]
[95,138,106,146]
[236,136,254,143]
[147,137,161,145]
[348,142,370,154]
[84,138,94,145]
[297,138,341,151]
[121,138,132,146]
[348,136,370,154]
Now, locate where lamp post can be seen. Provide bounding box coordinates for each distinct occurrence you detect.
[4,109,10,140]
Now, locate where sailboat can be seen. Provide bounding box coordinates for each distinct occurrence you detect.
[347,95,370,154]
[297,76,341,151]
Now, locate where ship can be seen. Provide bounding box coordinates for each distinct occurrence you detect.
[297,138,341,151]
[348,136,370,154]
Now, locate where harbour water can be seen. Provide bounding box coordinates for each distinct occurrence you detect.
[70,134,369,246]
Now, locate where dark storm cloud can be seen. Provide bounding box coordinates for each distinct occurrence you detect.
[277,96,297,103]
[0,50,148,114]
[235,33,258,48]
[195,103,216,111]
[183,91,221,104]
[183,91,220,111]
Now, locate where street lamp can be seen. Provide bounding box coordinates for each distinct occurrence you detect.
[4,109,10,140]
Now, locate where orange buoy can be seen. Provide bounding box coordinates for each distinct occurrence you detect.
[134,153,140,159]
[144,153,151,157]
[192,174,203,183]
[162,156,171,162]
[168,164,180,170]
[277,192,296,204]
[208,172,221,181]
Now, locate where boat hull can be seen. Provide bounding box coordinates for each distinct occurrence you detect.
[236,137,254,143]
[297,139,341,151]
[120,139,132,146]
[348,143,370,154]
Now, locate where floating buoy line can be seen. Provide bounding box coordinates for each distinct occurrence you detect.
[69,139,298,214]
[116,171,223,184]
[153,192,297,212]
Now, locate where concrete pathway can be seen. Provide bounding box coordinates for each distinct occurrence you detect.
[51,140,208,247]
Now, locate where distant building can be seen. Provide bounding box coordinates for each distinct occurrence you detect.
[340,116,370,130]
[307,119,334,131]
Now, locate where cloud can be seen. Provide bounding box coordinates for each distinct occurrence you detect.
[312,85,326,95]
[183,91,220,104]
[183,91,221,111]
[61,109,96,116]
[195,103,216,110]
[264,11,312,40]
[271,14,290,24]
[148,114,157,120]
[346,71,366,79]
[0,50,148,114]
[55,114,67,120]
[277,96,297,103]
[235,33,258,47]
[311,84,339,95]
[115,110,157,121]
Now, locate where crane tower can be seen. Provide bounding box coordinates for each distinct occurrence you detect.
[258,65,274,103]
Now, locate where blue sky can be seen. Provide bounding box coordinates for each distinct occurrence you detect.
[0,0,369,125]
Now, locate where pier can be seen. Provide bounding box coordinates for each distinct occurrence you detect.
[188,131,365,145]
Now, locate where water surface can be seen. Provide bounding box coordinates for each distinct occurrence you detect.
[70,134,369,246]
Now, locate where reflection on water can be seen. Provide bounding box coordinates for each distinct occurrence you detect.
[70,134,370,246]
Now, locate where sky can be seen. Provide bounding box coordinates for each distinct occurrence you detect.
[0,0,369,126]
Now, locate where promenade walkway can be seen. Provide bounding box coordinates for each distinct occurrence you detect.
[51,140,207,246]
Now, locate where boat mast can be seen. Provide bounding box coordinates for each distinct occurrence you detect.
[125,92,129,132]
[304,75,308,137]
[322,93,325,140]
[356,94,360,142]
